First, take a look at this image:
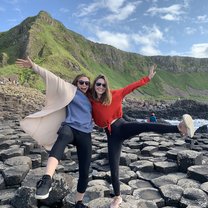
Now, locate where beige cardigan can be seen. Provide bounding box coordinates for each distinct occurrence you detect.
[20,64,77,150]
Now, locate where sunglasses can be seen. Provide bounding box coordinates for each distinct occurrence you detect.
[95,82,106,88]
[78,80,90,86]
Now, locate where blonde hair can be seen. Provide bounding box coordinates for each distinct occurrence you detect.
[91,74,112,105]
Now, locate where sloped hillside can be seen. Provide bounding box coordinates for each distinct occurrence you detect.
[0,11,208,101]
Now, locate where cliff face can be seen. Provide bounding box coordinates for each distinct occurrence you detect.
[0,15,35,63]
[0,11,208,100]
[150,56,208,72]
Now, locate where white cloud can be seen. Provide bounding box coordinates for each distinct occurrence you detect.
[185,27,197,35]
[73,0,207,58]
[59,8,70,13]
[190,43,208,58]
[76,0,140,22]
[132,25,163,55]
[197,15,208,23]
[199,26,208,35]
[183,0,191,8]
[146,4,185,21]
[94,29,131,51]
[76,2,103,17]
[105,0,126,12]
[76,0,129,16]
[105,2,138,22]
[140,45,161,56]
[88,24,164,56]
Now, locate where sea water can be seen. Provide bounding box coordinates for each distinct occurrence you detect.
[137,119,208,131]
[165,119,208,131]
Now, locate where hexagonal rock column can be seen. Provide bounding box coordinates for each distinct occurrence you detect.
[180,188,208,208]
[177,150,202,173]
[187,165,208,183]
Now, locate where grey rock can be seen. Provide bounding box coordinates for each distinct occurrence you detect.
[177,178,200,189]
[187,165,208,182]
[120,152,138,166]
[136,199,158,208]
[133,187,165,207]
[128,179,153,190]
[159,184,183,206]
[200,182,208,194]
[1,112,208,208]
[166,149,183,161]
[91,169,109,180]
[177,150,203,172]
[151,175,178,188]
[129,160,154,172]
[29,154,42,169]
[141,146,158,156]
[137,170,163,181]
[0,147,24,161]
[118,182,133,195]
[0,173,5,189]
[0,188,16,205]
[151,151,167,157]
[10,186,37,208]
[0,140,17,150]
[119,166,137,183]
[154,161,178,173]
[180,188,208,208]
[86,185,110,200]
[2,164,30,186]
[4,156,32,168]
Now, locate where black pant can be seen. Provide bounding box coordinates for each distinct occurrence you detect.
[105,118,179,196]
[49,125,92,193]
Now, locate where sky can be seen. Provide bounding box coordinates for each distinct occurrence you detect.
[1,0,208,58]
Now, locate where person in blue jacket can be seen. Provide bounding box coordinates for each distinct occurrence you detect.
[149,112,157,122]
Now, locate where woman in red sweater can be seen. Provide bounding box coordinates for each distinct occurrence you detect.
[90,65,195,208]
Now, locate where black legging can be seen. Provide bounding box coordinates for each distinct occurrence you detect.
[105,118,179,196]
[49,125,92,193]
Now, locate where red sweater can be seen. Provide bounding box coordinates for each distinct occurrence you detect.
[90,76,150,131]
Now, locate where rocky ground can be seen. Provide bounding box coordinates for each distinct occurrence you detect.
[123,98,208,120]
[0,84,208,208]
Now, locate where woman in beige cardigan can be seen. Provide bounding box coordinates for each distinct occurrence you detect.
[16,57,92,208]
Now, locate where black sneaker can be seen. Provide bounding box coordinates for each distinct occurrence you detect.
[75,201,90,208]
[35,175,52,200]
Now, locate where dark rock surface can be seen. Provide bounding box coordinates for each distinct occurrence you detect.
[123,98,208,120]
[0,118,208,208]
[0,85,208,207]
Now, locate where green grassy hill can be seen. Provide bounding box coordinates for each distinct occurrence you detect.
[0,11,208,102]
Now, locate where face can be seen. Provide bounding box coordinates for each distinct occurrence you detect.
[77,76,90,94]
[95,78,106,97]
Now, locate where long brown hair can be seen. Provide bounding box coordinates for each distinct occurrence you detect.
[72,74,91,94]
[91,74,112,105]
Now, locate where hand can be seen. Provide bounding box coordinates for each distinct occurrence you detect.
[148,64,157,79]
[15,56,33,68]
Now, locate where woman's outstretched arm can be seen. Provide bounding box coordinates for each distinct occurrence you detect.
[121,64,157,96]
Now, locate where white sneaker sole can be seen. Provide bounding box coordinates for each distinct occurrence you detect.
[35,187,52,200]
[182,114,195,138]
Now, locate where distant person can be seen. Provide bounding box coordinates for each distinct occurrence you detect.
[89,64,195,208]
[16,57,92,208]
[149,112,157,122]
